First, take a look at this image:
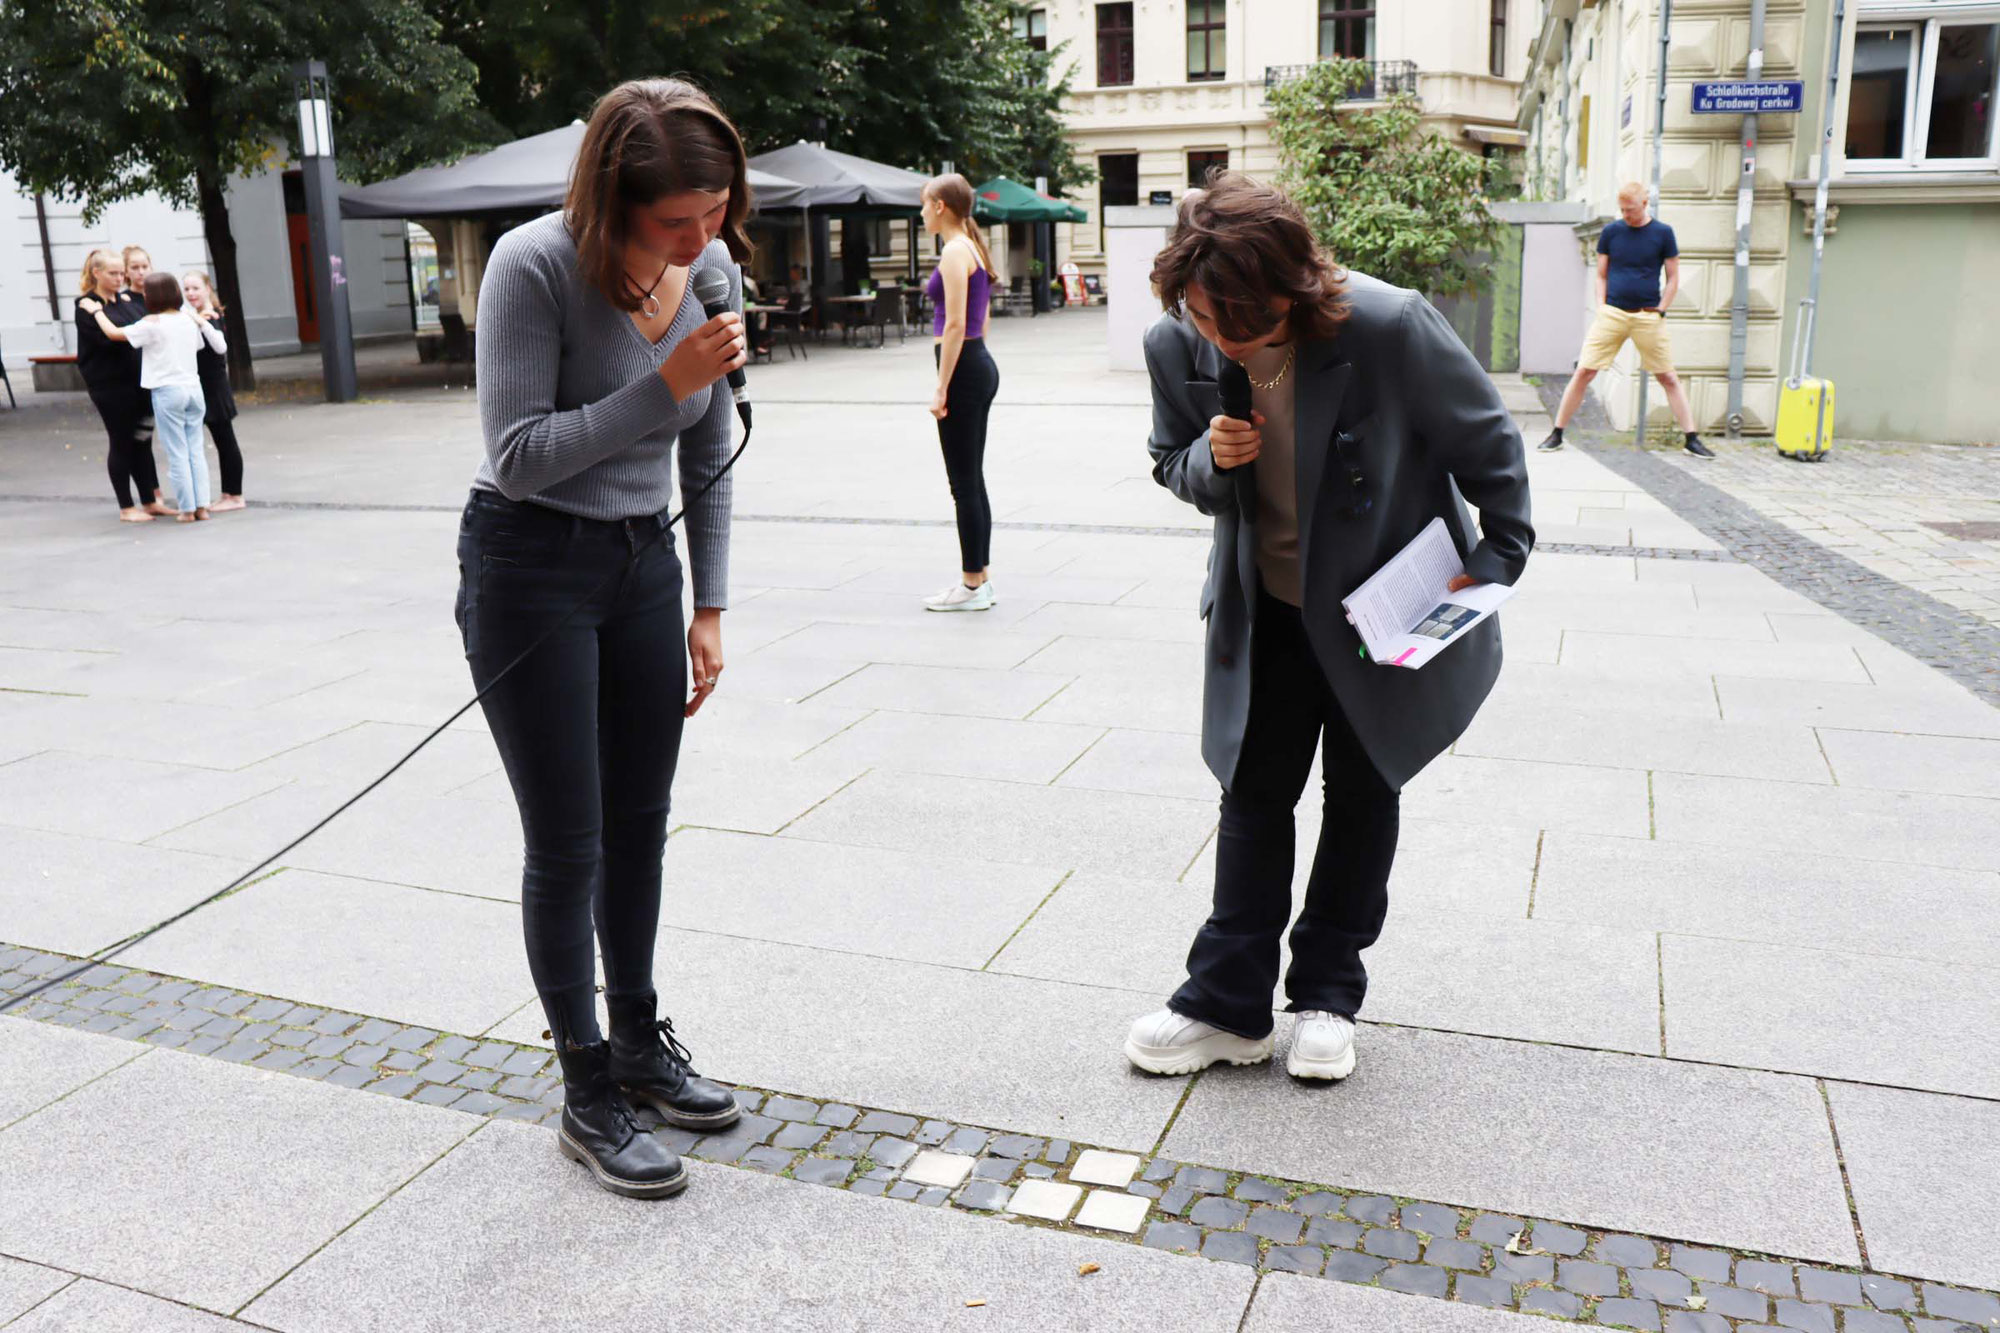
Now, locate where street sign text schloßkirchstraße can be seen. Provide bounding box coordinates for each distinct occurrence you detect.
[1691,80,1805,114]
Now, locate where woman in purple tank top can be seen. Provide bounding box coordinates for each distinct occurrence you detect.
[920,174,1001,612]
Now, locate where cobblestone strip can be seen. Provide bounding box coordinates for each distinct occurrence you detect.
[1531,384,2000,707]
[5,943,1997,1332]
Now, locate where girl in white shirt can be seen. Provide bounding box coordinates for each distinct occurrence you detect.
[83,272,225,522]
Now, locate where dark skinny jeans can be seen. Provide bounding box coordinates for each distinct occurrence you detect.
[934,337,998,573]
[1169,589,1400,1038]
[455,490,688,1042]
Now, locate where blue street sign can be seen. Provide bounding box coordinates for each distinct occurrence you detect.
[1691,80,1805,114]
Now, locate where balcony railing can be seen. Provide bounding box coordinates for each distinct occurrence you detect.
[1264,59,1420,105]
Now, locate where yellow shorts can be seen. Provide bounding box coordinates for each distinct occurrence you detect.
[1579,307,1675,374]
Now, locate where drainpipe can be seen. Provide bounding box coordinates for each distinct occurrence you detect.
[1725,0,1768,436]
[34,193,62,330]
[1796,0,1844,383]
[1636,0,1671,444]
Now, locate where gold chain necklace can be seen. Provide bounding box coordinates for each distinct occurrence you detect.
[1242,345,1296,392]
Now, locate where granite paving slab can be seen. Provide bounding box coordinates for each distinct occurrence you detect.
[1055,728,1221,802]
[2,1279,254,1332]
[1664,936,2000,1097]
[237,720,505,798]
[1557,632,1873,684]
[0,1255,71,1323]
[0,825,254,957]
[784,770,1215,880]
[1162,1022,1858,1263]
[244,1119,1257,1333]
[1362,908,1662,1053]
[658,828,1064,969]
[1828,1082,2000,1291]
[1712,675,2000,738]
[807,661,1074,720]
[0,1015,143,1127]
[0,1048,472,1312]
[0,751,288,845]
[1652,771,2000,871]
[149,781,526,901]
[0,695,356,773]
[1816,728,2000,800]
[121,870,530,1039]
[1534,832,2000,970]
[801,709,1103,784]
[1400,755,1653,838]
[1453,705,1832,784]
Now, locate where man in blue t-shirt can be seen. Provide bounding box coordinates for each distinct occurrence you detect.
[1539,182,1711,459]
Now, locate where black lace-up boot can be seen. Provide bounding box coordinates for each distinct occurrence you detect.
[550,1016,689,1199]
[606,990,741,1132]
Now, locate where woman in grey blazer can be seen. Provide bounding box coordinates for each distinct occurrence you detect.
[1124,175,1533,1082]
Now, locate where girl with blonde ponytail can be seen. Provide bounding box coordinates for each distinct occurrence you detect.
[919,173,1001,611]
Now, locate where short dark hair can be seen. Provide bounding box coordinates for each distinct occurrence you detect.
[142,271,182,314]
[1150,173,1349,344]
[565,78,753,312]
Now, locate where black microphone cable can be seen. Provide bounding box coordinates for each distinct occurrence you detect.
[0,399,752,1019]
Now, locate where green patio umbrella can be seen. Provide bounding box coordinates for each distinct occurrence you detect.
[971,177,1087,223]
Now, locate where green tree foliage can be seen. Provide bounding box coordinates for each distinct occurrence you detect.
[0,0,495,387]
[437,0,1089,190]
[1268,59,1500,297]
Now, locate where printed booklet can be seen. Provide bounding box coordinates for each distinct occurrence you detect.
[1341,517,1515,669]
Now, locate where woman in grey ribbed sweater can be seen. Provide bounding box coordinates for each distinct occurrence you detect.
[459,79,749,1201]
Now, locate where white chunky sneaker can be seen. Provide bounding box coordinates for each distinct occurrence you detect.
[924,581,995,612]
[1124,1008,1273,1076]
[1286,1011,1357,1081]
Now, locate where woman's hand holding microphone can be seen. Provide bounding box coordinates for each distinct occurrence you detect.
[659,311,747,403]
[1209,411,1265,470]
[655,308,746,718]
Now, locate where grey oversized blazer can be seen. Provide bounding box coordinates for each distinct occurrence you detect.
[1145,272,1534,793]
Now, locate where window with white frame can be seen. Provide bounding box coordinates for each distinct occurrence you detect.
[1847,7,1999,169]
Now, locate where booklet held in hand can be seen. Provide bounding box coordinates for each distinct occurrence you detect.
[1341,517,1515,669]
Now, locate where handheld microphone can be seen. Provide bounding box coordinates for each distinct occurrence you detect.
[1217,361,1253,472]
[691,265,750,428]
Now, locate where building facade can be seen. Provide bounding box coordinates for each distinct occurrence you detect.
[1032,0,1529,275]
[3,164,417,378]
[1516,0,1998,443]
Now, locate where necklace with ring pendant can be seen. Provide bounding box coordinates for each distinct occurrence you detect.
[1242,344,1296,392]
[633,259,671,318]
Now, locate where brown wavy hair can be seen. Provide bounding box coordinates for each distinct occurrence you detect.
[1150,172,1349,344]
[565,79,753,312]
[922,174,996,278]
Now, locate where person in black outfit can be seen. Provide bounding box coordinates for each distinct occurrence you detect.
[919,173,1001,613]
[461,79,750,1200]
[181,271,245,510]
[74,249,170,521]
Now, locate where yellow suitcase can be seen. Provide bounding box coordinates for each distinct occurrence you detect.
[1777,377,1834,461]
[1778,303,1833,462]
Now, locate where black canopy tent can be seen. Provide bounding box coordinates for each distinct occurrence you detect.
[745,141,932,292]
[339,122,811,219]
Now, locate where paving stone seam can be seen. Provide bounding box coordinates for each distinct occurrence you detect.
[0,496,1745,562]
[6,942,1998,1332]
[1817,1078,1876,1273]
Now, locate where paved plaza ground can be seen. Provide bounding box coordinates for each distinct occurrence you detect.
[1,308,1998,1331]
